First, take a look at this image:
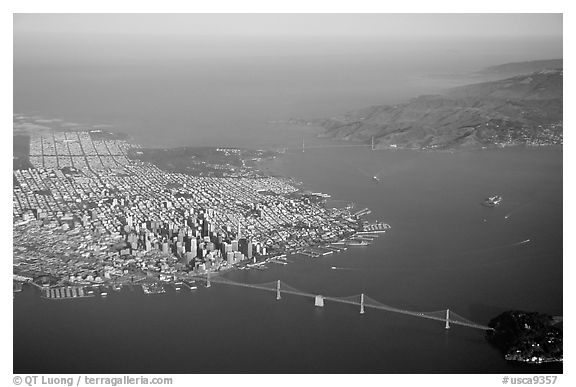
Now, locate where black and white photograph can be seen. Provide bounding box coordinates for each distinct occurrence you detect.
[8,6,568,383]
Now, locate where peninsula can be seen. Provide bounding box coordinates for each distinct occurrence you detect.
[13,125,388,297]
[290,61,562,150]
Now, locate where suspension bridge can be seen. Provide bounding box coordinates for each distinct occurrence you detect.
[201,273,494,332]
[279,136,377,153]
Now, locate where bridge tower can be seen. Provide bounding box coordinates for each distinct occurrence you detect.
[371,136,375,151]
[206,271,211,288]
[360,293,365,314]
[276,280,281,300]
[302,137,305,153]
[445,309,450,329]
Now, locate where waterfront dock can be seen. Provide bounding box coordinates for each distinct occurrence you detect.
[182,279,197,290]
[41,286,95,300]
[361,222,391,232]
[353,208,372,217]
[142,282,166,295]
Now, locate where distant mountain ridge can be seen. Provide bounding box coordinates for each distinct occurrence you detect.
[478,59,562,77]
[309,62,562,150]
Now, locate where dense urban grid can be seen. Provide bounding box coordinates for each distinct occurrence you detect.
[14,130,385,296]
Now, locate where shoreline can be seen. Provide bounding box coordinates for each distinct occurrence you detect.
[13,127,392,298]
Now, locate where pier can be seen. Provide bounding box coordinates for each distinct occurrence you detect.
[41,286,95,300]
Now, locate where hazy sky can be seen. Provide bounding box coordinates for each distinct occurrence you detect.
[15,13,562,38]
[13,13,563,68]
[12,13,564,147]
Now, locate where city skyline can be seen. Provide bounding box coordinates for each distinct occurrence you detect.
[11,11,565,381]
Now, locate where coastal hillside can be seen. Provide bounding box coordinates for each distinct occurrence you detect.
[477,59,563,77]
[309,65,562,150]
[486,311,562,364]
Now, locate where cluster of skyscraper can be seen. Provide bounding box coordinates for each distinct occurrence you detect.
[119,208,265,272]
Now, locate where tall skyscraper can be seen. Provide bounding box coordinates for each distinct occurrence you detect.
[239,238,252,259]
[190,238,197,258]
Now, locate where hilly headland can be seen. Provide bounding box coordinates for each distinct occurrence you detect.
[292,60,562,150]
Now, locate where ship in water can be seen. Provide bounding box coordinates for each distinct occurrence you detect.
[482,195,503,207]
[372,175,380,182]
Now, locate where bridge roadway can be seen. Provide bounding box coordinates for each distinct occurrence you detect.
[200,275,494,332]
[279,135,377,152]
[279,144,373,153]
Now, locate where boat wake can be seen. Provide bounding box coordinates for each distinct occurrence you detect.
[512,239,531,246]
[504,201,535,220]
[454,238,532,257]
[330,266,359,271]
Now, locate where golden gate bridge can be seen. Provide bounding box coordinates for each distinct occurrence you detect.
[279,136,377,153]
[201,273,494,332]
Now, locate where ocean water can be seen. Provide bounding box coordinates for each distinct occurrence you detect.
[14,146,562,373]
[14,36,560,149]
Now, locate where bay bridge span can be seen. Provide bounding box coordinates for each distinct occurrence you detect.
[201,273,494,332]
[278,136,377,153]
